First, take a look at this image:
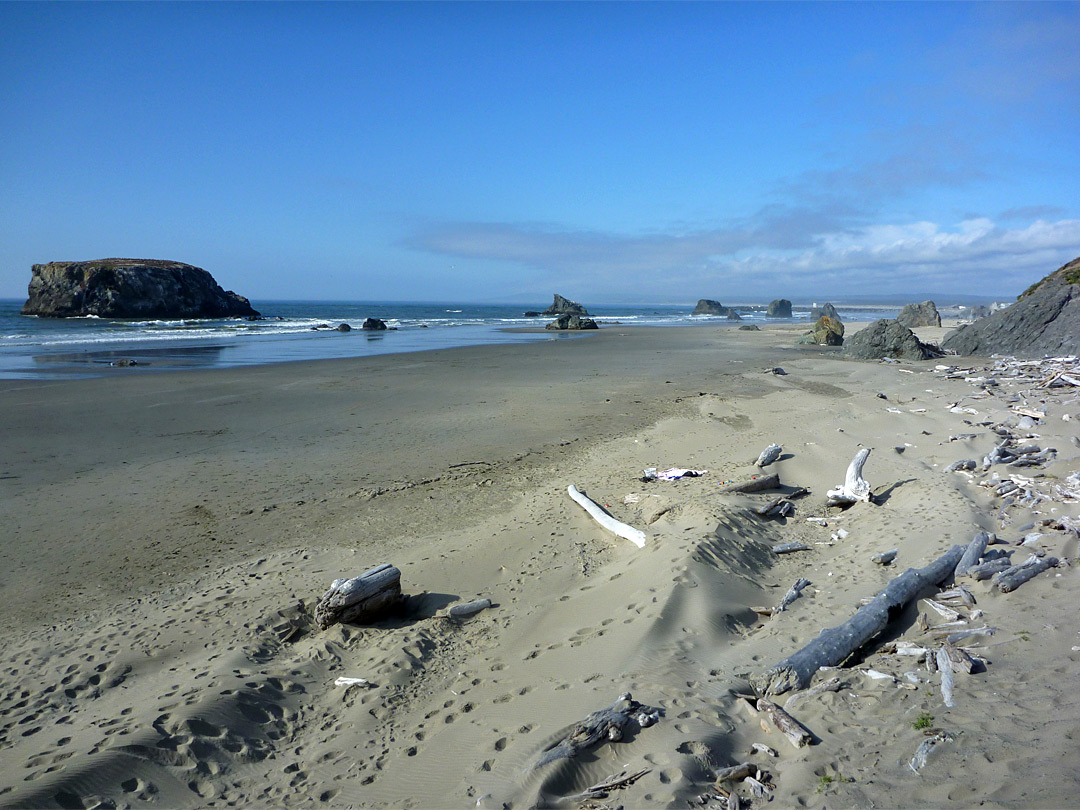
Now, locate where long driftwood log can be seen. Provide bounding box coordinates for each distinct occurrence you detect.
[532,692,662,770]
[315,563,403,630]
[992,555,1059,592]
[751,544,965,695]
[719,473,780,494]
[567,484,647,548]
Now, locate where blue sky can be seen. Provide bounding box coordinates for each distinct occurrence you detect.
[1,2,1077,304]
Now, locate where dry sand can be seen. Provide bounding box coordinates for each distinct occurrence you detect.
[0,322,1078,809]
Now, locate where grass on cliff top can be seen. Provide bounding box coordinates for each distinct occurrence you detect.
[1019,258,1080,300]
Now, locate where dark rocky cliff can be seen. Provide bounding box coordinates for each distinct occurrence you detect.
[942,256,1080,357]
[21,259,259,319]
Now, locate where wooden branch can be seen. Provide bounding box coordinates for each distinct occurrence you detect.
[532,692,661,769]
[446,598,492,620]
[953,531,990,578]
[756,444,782,468]
[783,677,843,711]
[773,542,810,554]
[992,555,1059,592]
[871,549,898,565]
[775,578,811,613]
[755,497,794,517]
[751,544,965,695]
[719,473,781,494]
[961,558,1012,580]
[936,647,955,707]
[756,699,812,748]
[558,768,651,804]
[827,448,872,506]
[715,762,756,783]
[567,484,646,548]
[315,564,403,630]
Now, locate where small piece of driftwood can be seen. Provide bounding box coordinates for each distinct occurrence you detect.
[962,558,1012,580]
[936,647,956,707]
[751,544,965,695]
[756,444,783,468]
[872,549,898,565]
[941,642,974,675]
[909,732,953,774]
[559,768,651,804]
[938,585,976,608]
[923,599,961,622]
[992,555,1059,592]
[715,762,756,783]
[749,743,778,757]
[783,677,843,711]
[567,484,646,548]
[719,473,781,494]
[756,496,795,517]
[944,459,977,473]
[756,698,812,748]
[446,598,492,620]
[315,564,403,630]
[827,448,872,506]
[953,531,990,579]
[533,692,661,769]
[775,578,811,613]
[773,542,810,554]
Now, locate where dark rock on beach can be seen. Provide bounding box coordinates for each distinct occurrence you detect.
[545,314,599,331]
[943,255,1080,357]
[336,323,352,332]
[21,259,258,319]
[362,318,388,331]
[842,319,939,361]
[896,300,942,328]
[523,311,541,317]
[739,324,760,331]
[543,294,589,317]
[766,298,792,318]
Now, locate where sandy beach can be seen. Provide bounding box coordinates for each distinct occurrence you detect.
[1,322,1077,809]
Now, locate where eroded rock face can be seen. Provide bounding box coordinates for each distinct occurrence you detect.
[21,259,258,319]
[810,302,840,321]
[766,299,792,318]
[542,294,589,316]
[842,319,938,361]
[896,300,941,328]
[545,314,598,330]
[943,256,1080,357]
[812,315,845,345]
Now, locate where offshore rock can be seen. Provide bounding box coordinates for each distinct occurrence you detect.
[943,255,1080,357]
[766,298,793,318]
[361,318,388,330]
[896,300,942,328]
[692,299,729,316]
[542,294,589,316]
[545,314,598,331]
[810,302,841,321]
[22,259,258,319]
[843,319,939,361]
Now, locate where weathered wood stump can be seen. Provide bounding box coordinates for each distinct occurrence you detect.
[532,692,662,769]
[314,564,403,630]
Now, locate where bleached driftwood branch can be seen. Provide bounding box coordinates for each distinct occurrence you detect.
[445,598,492,620]
[751,544,965,695]
[871,549,898,565]
[567,484,646,548]
[532,692,661,769]
[827,448,873,506]
[315,563,403,630]
[992,554,1059,592]
[953,531,990,578]
[719,473,781,494]
[756,698,812,748]
[775,578,811,613]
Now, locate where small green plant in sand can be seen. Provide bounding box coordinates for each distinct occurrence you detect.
[817,773,854,793]
[913,712,934,730]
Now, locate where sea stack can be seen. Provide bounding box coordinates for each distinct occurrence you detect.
[21,259,259,319]
[542,294,589,317]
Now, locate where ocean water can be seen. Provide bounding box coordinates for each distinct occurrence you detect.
[0,299,907,380]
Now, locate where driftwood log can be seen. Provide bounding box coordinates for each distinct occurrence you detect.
[756,698,812,748]
[751,544,965,695]
[568,484,646,547]
[314,564,403,630]
[962,558,1012,580]
[775,578,811,612]
[719,473,780,494]
[953,531,990,578]
[773,542,810,554]
[992,555,1059,592]
[533,692,662,769]
[446,598,492,620]
[827,448,873,506]
[871,549,898,566]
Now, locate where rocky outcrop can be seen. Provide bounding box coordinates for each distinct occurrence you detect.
[766,299,792,318]
[692,299,729,316]
[896,300,941,328]
[21,259,258,319]
[542,294,589,316]
[842,319,940,361]
[810,302,840,321]
[797,315,844,346]
[943,256,1080,357]
[362,318,387,331]
[545,314,598,331]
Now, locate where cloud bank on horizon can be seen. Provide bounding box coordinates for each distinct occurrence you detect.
[0,3,1077,303]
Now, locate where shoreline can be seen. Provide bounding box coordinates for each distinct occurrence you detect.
[1,322,1077,808]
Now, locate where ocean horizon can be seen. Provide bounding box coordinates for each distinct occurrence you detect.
[0,297,981,380]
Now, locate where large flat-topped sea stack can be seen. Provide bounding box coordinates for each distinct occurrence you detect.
[22,259,259,319]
